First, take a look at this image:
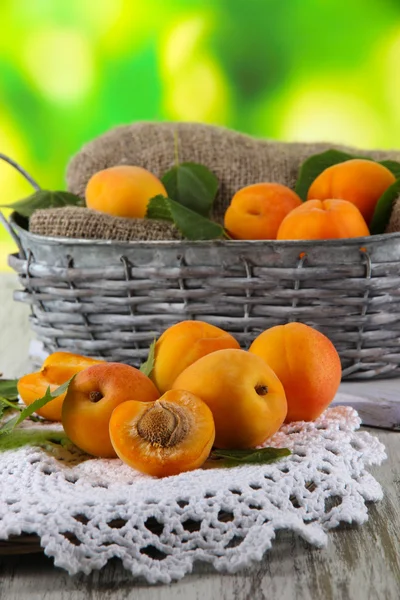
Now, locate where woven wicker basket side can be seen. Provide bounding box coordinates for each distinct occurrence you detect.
[7,213,400,380]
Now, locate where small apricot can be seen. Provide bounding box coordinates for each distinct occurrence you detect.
[172,349,287,449]
[109,390,215,477]
[224,183,302,240]
[151,320,240,394]
[249,323,342,422]
[277,199,369,240]
[85,165,167,219]
[17,352,102,421]
[62,363,160,457]
[307,159,396,224]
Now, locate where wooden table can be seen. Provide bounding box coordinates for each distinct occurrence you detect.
[0,273,399,600]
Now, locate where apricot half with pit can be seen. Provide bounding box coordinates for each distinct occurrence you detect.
[109,390,215,477]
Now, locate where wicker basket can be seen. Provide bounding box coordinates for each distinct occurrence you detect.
[3,209,400,380]
[1,152,400,380]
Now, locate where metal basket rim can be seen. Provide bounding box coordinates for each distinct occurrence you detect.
[10,211,400,250]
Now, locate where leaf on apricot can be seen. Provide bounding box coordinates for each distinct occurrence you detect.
[139,339,156,378]
[208,447,291,468]
[0,376,75,435]
[370,178,400,235]
[295,150,357,200]
[162,162,218,217]
[146,195,226,240]
[0,190,84,218]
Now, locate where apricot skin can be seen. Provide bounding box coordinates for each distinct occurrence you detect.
[307,159,395,224]
[277,199,370,240]
[62,363,160,458]
[151,320,241,394]
[109,390,215,477]
[224,183,302,240]
[85,165,167,219]
[172,349,287,449]
[17,352,102,421]
[249,323,342,422]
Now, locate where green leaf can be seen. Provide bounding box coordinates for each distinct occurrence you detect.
[0,429,69,452]
[0,190,84,218]
[146,195,225,240]
[0,379,18,400]
[162,162,218,217]
[370,178,400,235]
[0,376,75,435]
[295,150,356,200]
[379,160,400,180]
[208,446,291,468]
[146,194,172,221]
[140,339,156,377]
[0,396,23,411]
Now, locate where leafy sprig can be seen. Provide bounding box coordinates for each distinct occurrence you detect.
[0,377,75,435]
[1,190,84,218]
[207,446,291,468]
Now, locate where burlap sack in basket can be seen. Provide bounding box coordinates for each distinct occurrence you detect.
[29,206,183,241]
[31,122,400,240]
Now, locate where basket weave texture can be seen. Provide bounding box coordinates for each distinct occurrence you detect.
[7,122,400,379]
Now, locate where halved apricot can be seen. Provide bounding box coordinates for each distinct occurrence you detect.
[109,390,215,477]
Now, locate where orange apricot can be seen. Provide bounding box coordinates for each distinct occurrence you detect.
[62,363,160,457]
[151,320,240,394]
[277,198,369,240]
[85,165,167,219]
[307,159,395,224]
[17,352,102,421]
[109,390,215,477]
[172,349,287,449]
[224,183,302,240]
[249,323,342,422]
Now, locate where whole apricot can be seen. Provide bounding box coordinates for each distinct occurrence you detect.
[277,198,369,240]
[224,183,302,240]
[151,320,240,394]
[18,352,102,421]
[62,363,160,457]
[307,159,395,224]
[249,323,342,422]
[109,390,215,477]
[85,165,167,219]
[172,349,287,449]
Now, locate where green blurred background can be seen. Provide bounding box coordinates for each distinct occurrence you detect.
[1,0,400,268]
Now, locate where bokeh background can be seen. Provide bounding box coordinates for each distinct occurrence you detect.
[1,0,400,268]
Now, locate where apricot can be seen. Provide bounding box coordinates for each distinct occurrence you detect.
[85,165,167,219]
[277,199,369,240]
[151,320,240,394]
[17,352,102,421]
[249,323,342,422]
[224,183,302,240]
[172,349,287,449]
[62,363,160,457]
[109,390,215,477]
[307,159,396,224]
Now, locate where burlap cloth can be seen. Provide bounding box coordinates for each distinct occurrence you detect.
[29,122,400,240]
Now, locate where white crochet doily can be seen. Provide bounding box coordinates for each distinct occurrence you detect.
[0,406,386,583]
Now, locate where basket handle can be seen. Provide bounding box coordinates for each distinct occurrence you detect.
[0,153,41,257]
